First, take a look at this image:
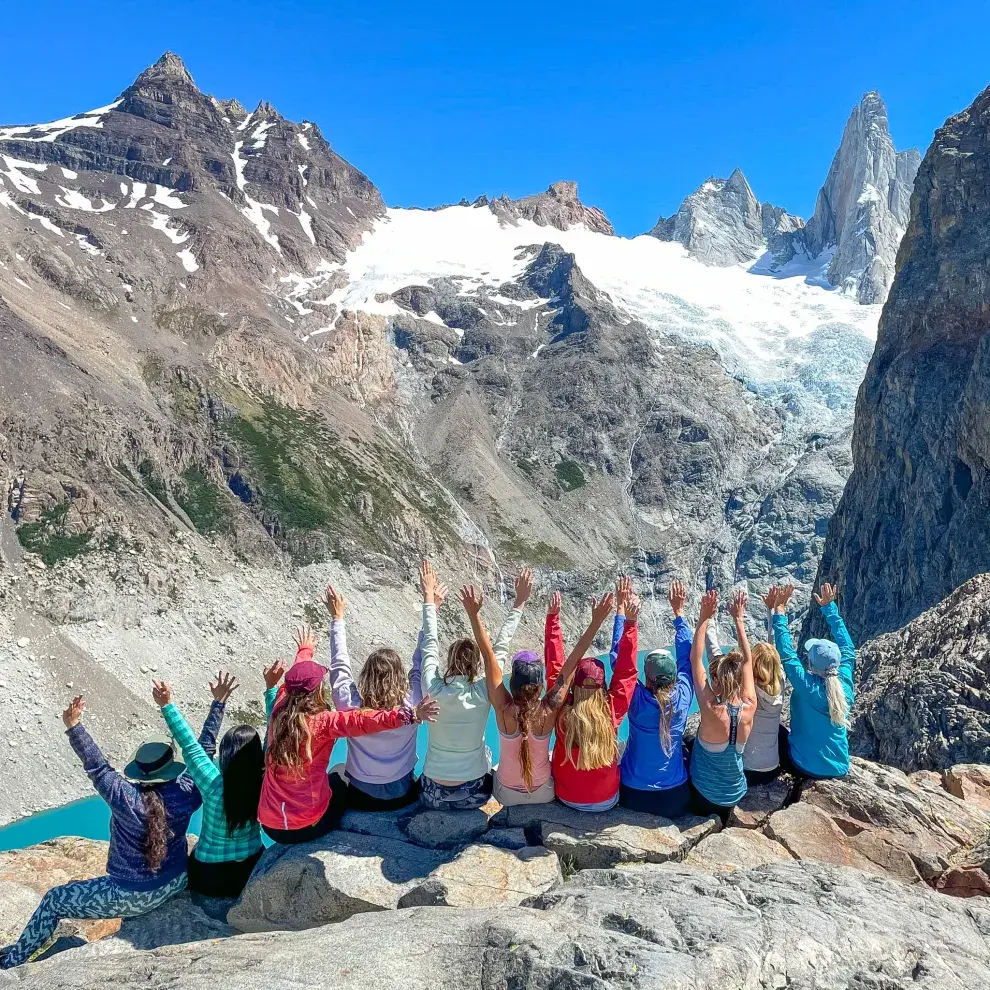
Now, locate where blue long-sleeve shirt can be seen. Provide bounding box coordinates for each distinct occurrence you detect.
[66,703,222,891]
[773,602,856,778]
[620,615,695,791]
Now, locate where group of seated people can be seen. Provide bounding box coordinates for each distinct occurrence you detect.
[0,562,856,968]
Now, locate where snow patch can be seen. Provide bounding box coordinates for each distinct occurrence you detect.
[56,187,114,212]
[60,167,78,180]
[150,185,185,209]
[231,141,281,252]
[1,156,47,195]
[124,182,148,209]
[296,133,311,152]
[177,249,199,272]
[0,101,121,143]
[148,210,190,245]
[296,207,316,244]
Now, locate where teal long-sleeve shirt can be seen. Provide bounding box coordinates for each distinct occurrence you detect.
[772,602,855,778]
[160,687,277,864]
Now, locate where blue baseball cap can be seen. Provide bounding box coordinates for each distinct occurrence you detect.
[804,639,841,674]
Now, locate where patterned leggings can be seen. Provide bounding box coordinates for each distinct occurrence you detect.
[0,872,187,968]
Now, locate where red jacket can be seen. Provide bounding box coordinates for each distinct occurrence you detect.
[259,645,414,831]
[547,613,638,807]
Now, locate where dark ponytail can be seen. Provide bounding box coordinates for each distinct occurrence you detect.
[141,786,172,872]
[512,682,543,792]
[219,725,265,835]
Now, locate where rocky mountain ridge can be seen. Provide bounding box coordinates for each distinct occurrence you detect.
[0,52,898,817]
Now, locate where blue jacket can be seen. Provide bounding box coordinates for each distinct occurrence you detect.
[620,615,695,791]
[773,602,855,778]
[67,703,222,891]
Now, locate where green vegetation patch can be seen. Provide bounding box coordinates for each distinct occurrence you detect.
[137,459,170,506]
[176,467,233,535]
[16,502,94,567]
[555,459,586,492]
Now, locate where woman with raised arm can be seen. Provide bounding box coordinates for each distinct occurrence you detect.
[549,588,632,813]
[462,584,615,807]
[418,561,515,810]
[620,579,697,817]
[688,590,757,821]
[0,692,218,968]
[324,575,448,811]
[771,582,855,779]
[152,668,277,904]
[259,626,439,843]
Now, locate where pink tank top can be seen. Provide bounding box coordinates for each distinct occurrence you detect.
[496,723,553,793]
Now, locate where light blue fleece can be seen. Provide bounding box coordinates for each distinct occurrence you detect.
[773,602,855,778]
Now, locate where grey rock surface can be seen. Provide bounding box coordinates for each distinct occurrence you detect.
[849,576,990,771]
[10,861,990,989]
[684,826,794,871]
[397,843,560,908]
[799,91,920,303]
[488,180,614,234]
[812,86,990,643]
[226,831,447,933]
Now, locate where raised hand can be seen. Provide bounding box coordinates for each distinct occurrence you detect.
[152,680,171,708]
[548,590,561,616]
[62,694,86,728]
[514,568,535,608]
[699,589,718,624]
[414,694,441,723]
[459,584,484,617]
[728,590,749,622]
[210,670,239,703]
[625,593,642,625]
[419,559,439,604]
[776,584,796,613]
[814,583,837,608]
[322,585,346,621]
[761,586,779,611]
[615,575,633,615]
[591,591,616,626]
[668,579,687,618]
[263,660,287,690]
[434,582,449,608]
[294,625,319,651]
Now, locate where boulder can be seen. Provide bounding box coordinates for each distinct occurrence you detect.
[397,844,560,908]
[481,828,529,851]
[0,879,41,944]
[936,835,990,898]
[227,832,447,933]
[766,802,923,884]
[942,764,990,813]
[402,808,491,850]
[684,827,793,872]
[114,893,235,949]
[542,815,718,870]
[800,758,990,881]
[727,777,791,828]
[0,839,118,943]
[337,808,415,844]
[14,861,990,989]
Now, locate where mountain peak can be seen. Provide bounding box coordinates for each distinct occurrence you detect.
[488,181,614,235]
[253,99,281,119]
[135,51,196,88]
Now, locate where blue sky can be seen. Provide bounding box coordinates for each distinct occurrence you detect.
[3,1,989,235]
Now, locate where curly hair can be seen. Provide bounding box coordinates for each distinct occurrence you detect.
[443,638,481,683]
[358,648,408,710]
[266,685,329,772]
[141,786,172,872]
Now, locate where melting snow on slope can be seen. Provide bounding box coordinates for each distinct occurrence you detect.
[147,210,189,245]
[316,205,880,401]
[177,249,199,272]
[56,187,114,212]
[231,141,281,252]
[1,156,47,195]
[0,101,122,143]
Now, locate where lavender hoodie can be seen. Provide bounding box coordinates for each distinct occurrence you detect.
[330,604,524,786]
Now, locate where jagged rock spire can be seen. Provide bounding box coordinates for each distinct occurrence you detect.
[133,51,196,88]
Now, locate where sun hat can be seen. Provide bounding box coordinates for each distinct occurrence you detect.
[574,657,606,689]
[804,638,841,675]
[644,649,677,688]
[509,650,544,692]
[123,735,186,784]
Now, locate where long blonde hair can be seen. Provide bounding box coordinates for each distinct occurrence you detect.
[708,650,745,706]
[267,686,329,772]
[444,638,481,683]
[752,642,783,696]
[823,674,850,728]
[359,648,407,709]
[562,687,618,770]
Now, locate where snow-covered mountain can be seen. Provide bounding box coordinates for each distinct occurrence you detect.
[0,52,912,817]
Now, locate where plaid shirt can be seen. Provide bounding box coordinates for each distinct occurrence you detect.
[160,690,276,864]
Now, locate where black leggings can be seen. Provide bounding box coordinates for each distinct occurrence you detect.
[687,783,734,825]
[187,848,263,899]
[262,773,349,845]
[619,781,692,818]
[344,777,421,813]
